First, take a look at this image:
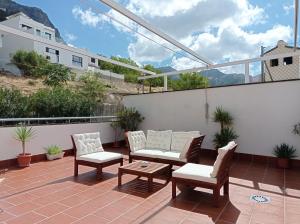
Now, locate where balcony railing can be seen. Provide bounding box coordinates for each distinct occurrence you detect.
[0,116,118,127]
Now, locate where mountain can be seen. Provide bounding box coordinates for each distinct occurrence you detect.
[0,0,62,40]
[157,66,247,86]
[201,69,245,86]
[157,66,177,73]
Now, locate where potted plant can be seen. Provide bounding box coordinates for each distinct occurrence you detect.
[14,125,35,167]
[213,106,238,149]
[116,107,144,135]
[273,143,297,169]
[114,107,144,147]
[45,145,65,161]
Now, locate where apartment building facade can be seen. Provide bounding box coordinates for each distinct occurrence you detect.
[0,12,102,74]
[263,40,300,81]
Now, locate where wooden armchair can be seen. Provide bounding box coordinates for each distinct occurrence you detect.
[71,132,123,178]
[172,141,238,207]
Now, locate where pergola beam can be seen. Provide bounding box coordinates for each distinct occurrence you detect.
[138,51,300,80]
[99,0,213,65]
[294,0,299,51]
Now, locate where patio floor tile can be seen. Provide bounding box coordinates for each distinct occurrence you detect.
[0,148,299,224]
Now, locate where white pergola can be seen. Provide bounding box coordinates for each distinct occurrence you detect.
[99,0,300,91]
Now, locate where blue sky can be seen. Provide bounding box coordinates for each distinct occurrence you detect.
[16,0,296,70]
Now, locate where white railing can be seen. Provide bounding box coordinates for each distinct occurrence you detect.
[0,116,118,126]
[139,51,300,91]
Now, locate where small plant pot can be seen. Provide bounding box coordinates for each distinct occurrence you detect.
[46,152,65,161]
[277,158,290,169]
[17,153,32,167]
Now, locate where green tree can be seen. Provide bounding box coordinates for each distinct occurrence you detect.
[0,88,31,118]
[79,72,106,103]
[98,56,141,83]
[170,72,209,91]
[31,87,95,117]
[143,65,163,92]
[43,64,71,86]
[11,50,48,77]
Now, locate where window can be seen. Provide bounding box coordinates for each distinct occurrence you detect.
[46,47,59,55]
[21,24,32,30]
[91,58,96,63]
[283,57,293,65]
[72,55,83,67]
[270,59,278,67]
[46,56,50,60]
[45,32,52,40]
[36,29,41,36]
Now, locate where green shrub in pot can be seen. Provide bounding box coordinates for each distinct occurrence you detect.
[273,143,297,169]
[45,145,64,161]
[213,106,238,149]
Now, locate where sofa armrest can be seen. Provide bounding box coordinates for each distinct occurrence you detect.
[185,135,205,163]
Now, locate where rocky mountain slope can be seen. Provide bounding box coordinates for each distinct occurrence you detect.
[0,0,62,40]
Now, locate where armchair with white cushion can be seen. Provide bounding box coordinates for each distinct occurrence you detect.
[127,130,205,166]
[71,132,123,177]
[172,141,238,207]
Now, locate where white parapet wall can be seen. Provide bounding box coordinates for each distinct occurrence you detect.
[123,80,300,157]
[0,122,118,161]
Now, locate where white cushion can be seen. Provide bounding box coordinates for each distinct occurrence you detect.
[73,132,103,156]
[131,149,165,158]
[158,151,186,162]
[127,131,146,152]
[173,163,217,184]
[132,150,186,162]
[210,141,236,178]
[146,130,172,151]
[171,131,201,153]
[77,151,122,163]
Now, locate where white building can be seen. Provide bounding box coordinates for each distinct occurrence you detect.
[0,12,124,80]
[263,40,300,81]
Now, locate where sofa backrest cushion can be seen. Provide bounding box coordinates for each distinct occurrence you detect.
[210,141,236,178]
[128,131,146,152]
[171,131,201,153]
[73,132,103,157]
[146,130,172,151]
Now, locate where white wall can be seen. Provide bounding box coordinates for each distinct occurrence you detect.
[123,80,300,157]
[0,122,118,161]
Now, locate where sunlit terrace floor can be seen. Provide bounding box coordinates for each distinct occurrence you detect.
[0,148,299,224]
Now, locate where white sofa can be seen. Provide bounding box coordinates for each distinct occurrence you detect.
[72,132,123,177]
[127,130,205,166]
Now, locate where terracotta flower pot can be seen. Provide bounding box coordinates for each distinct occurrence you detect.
[17,153,31,167]
[277,158,290,169]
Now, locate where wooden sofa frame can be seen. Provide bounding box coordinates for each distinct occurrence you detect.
[172,143,238,207]
[71,136,123,177]
[127,135,205,166]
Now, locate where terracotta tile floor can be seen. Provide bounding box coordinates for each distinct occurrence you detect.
[0,149,299,224]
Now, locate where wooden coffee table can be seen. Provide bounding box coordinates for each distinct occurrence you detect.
[118,161,171,192]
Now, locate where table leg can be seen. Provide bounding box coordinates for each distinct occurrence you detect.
[148,177,153,192]
[118,171,122,188]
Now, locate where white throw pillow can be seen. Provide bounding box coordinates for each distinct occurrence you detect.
[171,131,201,153]
[73,132,103,157]
[210,141,236,178]
[127,131,146,152]
[146,130,172,151]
